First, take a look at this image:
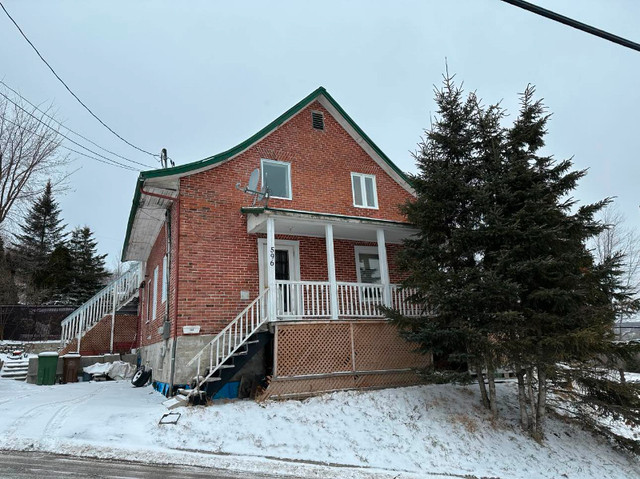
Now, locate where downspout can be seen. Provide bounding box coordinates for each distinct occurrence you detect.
[168,196,180,395]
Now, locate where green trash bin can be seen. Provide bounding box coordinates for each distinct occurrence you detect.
[37,352,59,385]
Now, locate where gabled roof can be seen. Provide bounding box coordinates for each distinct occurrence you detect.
[121,86,413,261]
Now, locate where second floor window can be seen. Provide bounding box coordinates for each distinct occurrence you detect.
[262,159,291,200]
[351,173,378,209]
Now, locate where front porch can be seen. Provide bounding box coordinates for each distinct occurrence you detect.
[185,208,423,397]
[246,206,421,322]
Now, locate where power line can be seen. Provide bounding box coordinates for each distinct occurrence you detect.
[0,79,153,168]
[0,113,139,171]
[0,90,148,170]
[501,0,640,53]
[0,1,162,159]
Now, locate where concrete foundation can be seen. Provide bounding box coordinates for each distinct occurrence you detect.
[139,335,222,385]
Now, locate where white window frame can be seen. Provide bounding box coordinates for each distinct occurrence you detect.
[354,245,382,302]
[161,254,168,303]
[351,172,378,209]
[354,246,381,284]
[261,158,292,200]
[152,266,158,321]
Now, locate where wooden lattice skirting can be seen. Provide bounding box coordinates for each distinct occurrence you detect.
[260,320,431,400]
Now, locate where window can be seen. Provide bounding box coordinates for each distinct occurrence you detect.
[355,246,381,284]
[152,266,158,321]
[351,173,378,209]
[261,159,291,200]
[161,255,168,303]
[146,280,151,323]
[355,246,381,300]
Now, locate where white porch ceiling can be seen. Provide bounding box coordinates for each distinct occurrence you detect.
[246,210,417,244]
[122,182,177,261]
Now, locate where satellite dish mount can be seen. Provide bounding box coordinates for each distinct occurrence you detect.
[236,168,269,207]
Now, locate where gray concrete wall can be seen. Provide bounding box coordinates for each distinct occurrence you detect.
[139,334,227,385]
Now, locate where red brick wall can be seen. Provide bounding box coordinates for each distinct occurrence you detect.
[139,225,168,347]
[256,102,410,221]
[260,235,405,284]
[169,101,413,336]
[61,314,137,356]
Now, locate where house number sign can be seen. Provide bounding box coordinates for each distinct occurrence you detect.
[269,246,275,266]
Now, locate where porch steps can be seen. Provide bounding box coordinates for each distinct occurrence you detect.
[0,358,29,381]
[201,332,270,398]
[182,289,269,405]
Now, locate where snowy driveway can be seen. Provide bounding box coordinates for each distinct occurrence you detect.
[0,379,639,478]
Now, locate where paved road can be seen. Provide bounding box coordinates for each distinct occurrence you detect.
[0,450,283,479]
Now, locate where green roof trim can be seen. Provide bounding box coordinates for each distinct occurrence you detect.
[121,179,144,261]
[136,86,411,183]
[122,86,412,260]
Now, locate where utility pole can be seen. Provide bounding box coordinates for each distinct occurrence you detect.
[160,148,168,169]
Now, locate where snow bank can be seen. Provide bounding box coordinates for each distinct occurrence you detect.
[0,379,638,478]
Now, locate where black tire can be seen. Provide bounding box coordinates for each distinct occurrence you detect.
[131,367,152,387]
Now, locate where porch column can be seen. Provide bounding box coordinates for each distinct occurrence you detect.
[266,217,277,321]
[325,224,339,320]
[376,228,391,307]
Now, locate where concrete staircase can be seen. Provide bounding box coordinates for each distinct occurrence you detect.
[0,356,29,381]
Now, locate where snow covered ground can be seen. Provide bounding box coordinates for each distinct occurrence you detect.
[0,379,638,478]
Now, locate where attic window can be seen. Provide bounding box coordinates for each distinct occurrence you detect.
[311,111,324,130]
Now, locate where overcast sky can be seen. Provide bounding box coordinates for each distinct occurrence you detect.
[1,0,639,267]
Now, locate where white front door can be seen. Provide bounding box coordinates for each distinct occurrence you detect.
[258,239,300,316]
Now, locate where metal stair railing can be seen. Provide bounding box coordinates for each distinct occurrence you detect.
[186,288,269,393]
[59,263,142,351]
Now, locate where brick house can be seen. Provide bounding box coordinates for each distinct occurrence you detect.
[62,87,430,399]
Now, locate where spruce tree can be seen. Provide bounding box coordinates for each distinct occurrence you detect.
[12,180,66,301]
[68,226,108,304]
[40,244,74,303]
[388,74,510,414]
[0,237,18,339]
[392,78,637,439]
[0,236,18,304]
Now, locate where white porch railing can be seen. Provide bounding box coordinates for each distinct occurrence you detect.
[186,289,269,391]
[275,280,419,319]
[276,281,332,318]
[60,263,142,350]
[390,284,422,317]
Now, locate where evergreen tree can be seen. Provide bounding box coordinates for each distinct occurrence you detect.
[67,226,108,304]
[391,76,637,440]
[387,75,512,415]
[0,236,18,304]
[0,236,18,339]
[40,243,74,303]
[494,86,613,438]
[12,180,66,301]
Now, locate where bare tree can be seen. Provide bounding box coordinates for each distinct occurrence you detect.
[592,205,640,333]
[0,89,67,228]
